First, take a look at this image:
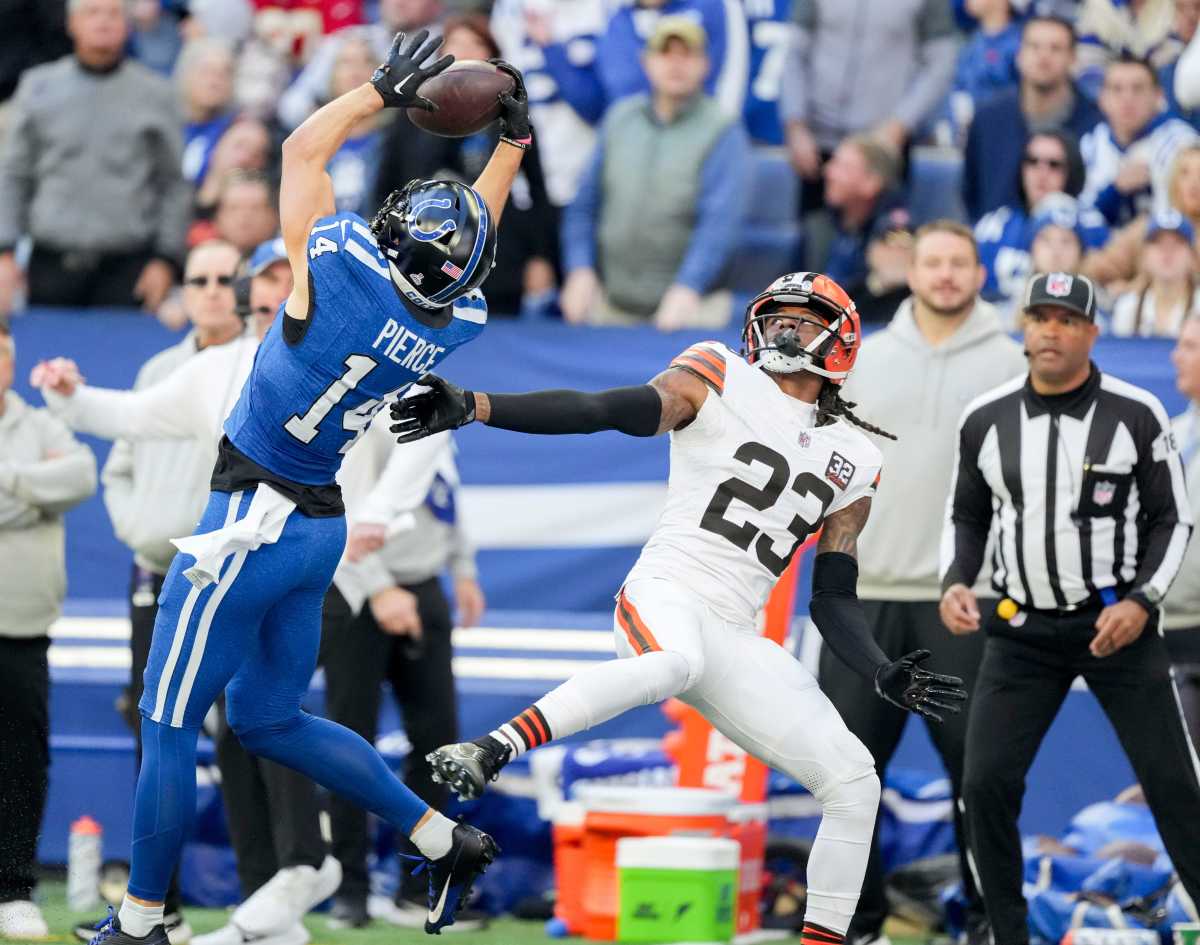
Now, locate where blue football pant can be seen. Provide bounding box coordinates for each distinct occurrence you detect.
[127,488,430,902]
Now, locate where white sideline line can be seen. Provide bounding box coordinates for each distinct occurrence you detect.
[49,618,615,652]
[48,645,604,681]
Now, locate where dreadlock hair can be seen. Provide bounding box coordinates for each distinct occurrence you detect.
[815,380,897,440]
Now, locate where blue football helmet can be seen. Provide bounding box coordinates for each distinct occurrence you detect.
[370,179,498,311]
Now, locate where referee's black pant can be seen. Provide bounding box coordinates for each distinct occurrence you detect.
[819,600,987,939]
[963,604,1200,945]
[319,577,458,906]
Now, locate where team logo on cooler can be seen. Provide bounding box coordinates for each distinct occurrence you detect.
[1092,480,1117,507]
[441,260,464,279]
[1046,273,1074,297]
[409,197,456,242]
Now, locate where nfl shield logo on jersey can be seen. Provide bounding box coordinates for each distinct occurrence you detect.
[1092,480,1116,507]
[798,431,811,448]
[1046,273,1073,297]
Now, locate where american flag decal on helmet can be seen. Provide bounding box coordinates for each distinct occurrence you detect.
[441,260,464,279]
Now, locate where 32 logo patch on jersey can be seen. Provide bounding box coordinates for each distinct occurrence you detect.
[825,452,856,489]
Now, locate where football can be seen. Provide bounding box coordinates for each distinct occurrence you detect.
[409,60,515,138]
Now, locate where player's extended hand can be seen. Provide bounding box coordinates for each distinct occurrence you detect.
[489,59,532,143]
[30,357,84,396]
[874,649,967,723]
[939,582,981,634]
[390,374,476,443]
[1090,599,1149,658]
[370,30,453,111]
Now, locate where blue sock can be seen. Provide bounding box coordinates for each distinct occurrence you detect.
[127,718,198,902]
[237,711,428,834]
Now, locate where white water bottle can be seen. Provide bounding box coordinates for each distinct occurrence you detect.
[67,815,102,911]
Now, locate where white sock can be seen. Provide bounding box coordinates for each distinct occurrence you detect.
[410,810,455,860]
[118,898,164,938]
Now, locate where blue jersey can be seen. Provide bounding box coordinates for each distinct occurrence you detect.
[741,0,791,145]
[225,212,488,485]
[975,204,1109,302]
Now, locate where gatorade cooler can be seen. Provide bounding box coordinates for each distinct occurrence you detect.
[552,802,587,933]
[577,785,738,940]
[616,836,739,944]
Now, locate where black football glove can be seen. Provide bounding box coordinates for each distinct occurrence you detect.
[489,58,532,144]
[370,30,453,111]
[874,649,967,724]
[390,374,476,443]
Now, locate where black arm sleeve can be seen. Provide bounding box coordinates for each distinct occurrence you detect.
[808,552,890,681]
[941,420,994,592]
[485,385,662,437]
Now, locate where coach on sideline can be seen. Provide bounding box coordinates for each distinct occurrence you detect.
[940,272,1200,945]
[831,220,1026,945]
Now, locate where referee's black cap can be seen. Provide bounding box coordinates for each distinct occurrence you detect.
[1023,271,1097,321]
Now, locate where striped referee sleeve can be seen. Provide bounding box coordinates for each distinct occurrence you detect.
[1131,393,1194,600]
[940,407,996,592]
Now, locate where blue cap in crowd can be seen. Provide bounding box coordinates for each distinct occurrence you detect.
[248,237,288,277]
[1145,209,1195,245]
[1029,193,1086,244]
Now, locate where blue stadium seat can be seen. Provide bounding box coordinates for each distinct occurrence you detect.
[731,147,803,294]
[907,146,968,226]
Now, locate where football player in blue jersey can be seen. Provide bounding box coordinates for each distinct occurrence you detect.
[84,31,531,945]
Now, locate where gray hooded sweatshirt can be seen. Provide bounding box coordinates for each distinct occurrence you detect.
[842,297,1027,600]
[0,390,96,637]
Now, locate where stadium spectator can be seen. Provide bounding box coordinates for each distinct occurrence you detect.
[1110,210,1199,335]
[963,15,1103,221]
[530,0,751,128]
[128,0,187,75]
[489,0,604,207]
[780,0,957,199]
[176,37,238,187]
[371,13,558,316]
[1166,314,1200,747]
[192,118,273,224]
[942,271,1200,945]
[1084,142,1200,290]
[206,169,279,255]
[976,132,1109,306]
[1161,0,1200,128]
[0,329,96,942]
[808,135,906,291]
[1080,54,1198,227]
[184,0,256,44]
[947,0,1023,138]
[250,0,363,71]
[87,240,243,945]
[559,16,750,329]
[0,1,69,113]
[1073,0,1179,97]
[836,220,1026,945]
[323,31,382,216]
[1028,207,1089,276]
[849,207,916,325]
[277,0,444,130]
[0,0,189,317]
[320,425,485,929]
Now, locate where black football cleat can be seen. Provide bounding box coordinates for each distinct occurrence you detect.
[423,823,499,934]
[87,908,170,945]
[427,736,511,801]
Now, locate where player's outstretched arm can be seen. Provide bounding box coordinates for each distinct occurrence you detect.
[280,31,452,318]
[390,368,707,443]
[810,499,968,723]
[471,61,531,227]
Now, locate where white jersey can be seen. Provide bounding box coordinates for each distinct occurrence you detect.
[626,343,883,626]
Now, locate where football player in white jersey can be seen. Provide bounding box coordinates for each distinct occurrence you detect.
[390,272,967,945]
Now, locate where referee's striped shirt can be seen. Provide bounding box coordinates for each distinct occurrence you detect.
[940,367,1192,611]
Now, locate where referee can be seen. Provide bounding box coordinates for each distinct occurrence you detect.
[939,272,1200,945]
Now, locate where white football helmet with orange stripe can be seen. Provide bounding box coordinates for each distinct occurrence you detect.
[741,272,862,385]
